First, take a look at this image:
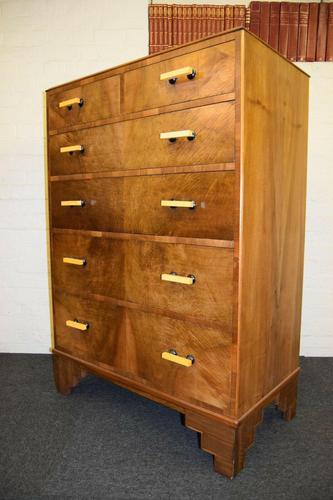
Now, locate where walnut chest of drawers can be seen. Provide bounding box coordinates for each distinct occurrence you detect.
[46,28,309,478]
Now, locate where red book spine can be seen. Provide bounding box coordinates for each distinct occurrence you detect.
[259,1,270,43]
[268,2,280,51]
[249,1,261,36]
[306,2,319,62]
[245,6,251,30]
[167,5,172,48]
[221,6,225,32]
[279,2,290,58]
[172,5,178,46]
[225,6,234,31]
[202,6,207,38]
[287,3,300,61]
[297,3,309,62]
[153,5,160,53]
[163,5,168,49]
[326,3,333,61]
[316,2,328,61]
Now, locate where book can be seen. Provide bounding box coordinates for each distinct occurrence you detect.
[215,6,222,34]
[268,2,280,51]
[192,5,198,41]
[177,5,183,45]
[211,6,217,35]
[207,5,213,36]
[172,4,178,46]
[245,6,251,30]
[220,6,226,32]
[163,5,168,48]
[316,2,328,61]
[158,5,165,50]
[197,6,203,40]
[167,5,172,48]
[326,3,333,61]
[259,1,270,43]
[297,3,309,62]
[225,5,234,31]
[202,6,207,38]
[287,3,300,61]
[279,2,290,58]
[249,1,261,37]
[234,5,246,28]
[306,2,319,62]
[148,4,154,54]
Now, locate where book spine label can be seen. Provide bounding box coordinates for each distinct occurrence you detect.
[268,2,280,51]
[279,2,290,58]
[306,2,319,61]
[316,2,328,61]
[287,3,300,61]
[326,3,333,61]
[249,1,261,36]
[297,3,309,62]
[259,1,270,43]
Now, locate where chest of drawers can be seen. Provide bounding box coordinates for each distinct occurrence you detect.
[47,28,309,478]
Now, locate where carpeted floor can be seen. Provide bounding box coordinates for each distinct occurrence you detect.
[0,355,332,499]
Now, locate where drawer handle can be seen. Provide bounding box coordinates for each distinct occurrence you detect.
[63,257,86,266]
[65,319,89,331]
[162,350,195,367]
[161,199,196,209]
[161,273,196,285]
[60,145,84,154]
[160,66,196,84]
[160,130,196,142]
[59,97,84,110]
[61,200,85,207]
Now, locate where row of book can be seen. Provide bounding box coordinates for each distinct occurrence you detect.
[148,2,333,62]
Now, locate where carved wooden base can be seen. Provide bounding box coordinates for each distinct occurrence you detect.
[53,353,87,395]
[185,373,298,478]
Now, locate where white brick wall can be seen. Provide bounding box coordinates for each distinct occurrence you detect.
[0,0,332,355]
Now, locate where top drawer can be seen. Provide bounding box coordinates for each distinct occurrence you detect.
[124,42,235,114]
[48,76,121,132]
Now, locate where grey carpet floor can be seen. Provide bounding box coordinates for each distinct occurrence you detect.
[0,355,332,500]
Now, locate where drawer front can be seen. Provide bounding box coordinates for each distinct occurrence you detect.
[51,171,234,240]
[49,102,235,176]
[54,291,232,411]
[52,234,233,326]
[124,42,235,113]
[48,76,121,131]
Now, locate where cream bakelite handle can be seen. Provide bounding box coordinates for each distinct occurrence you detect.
[61,200,85,207]
[161,273,196,285]
[160,130,196,142]
[162,350,195,367]
[161,200,196,209]
[160,66,196,84]
[60,145,84,154]
[63,257,86,266]
[59,97,84,109]
[65,319,89,331]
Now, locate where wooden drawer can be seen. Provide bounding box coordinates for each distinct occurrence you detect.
[54,291,233,411]
[124,42,235,113]
[48,76,121,132]
[52,234,233,326]
[50,171,234,240]
[49,102,235,176]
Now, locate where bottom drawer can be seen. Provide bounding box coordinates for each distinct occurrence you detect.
[54,292,233,412]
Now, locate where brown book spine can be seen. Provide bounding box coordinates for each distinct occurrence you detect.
[187,6,193,43]
[177,6,183,45]
[221,6,225,32]
[268,2,280,51]
[172,5,178,46]
[245,6,251,30]
[287,3,300,61]
[202,6,207,38]
[316,2,328,61]
[153,5,159,53]
[167,5,172,47]
[215,6,221,33]
[197,6,203,39]
[259,1,270,43]
[207,6,212,36]
[148,4,154,54]
[306,2,319,61]
[249,1,261,36]
[183,6,188,44]
[225,6,234,31]
[163,5,168,49]
[297,3,309,62]
[326,3,333,61]
[192,5,198,41]
[279,2,290,58]
[211,6,217,35]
